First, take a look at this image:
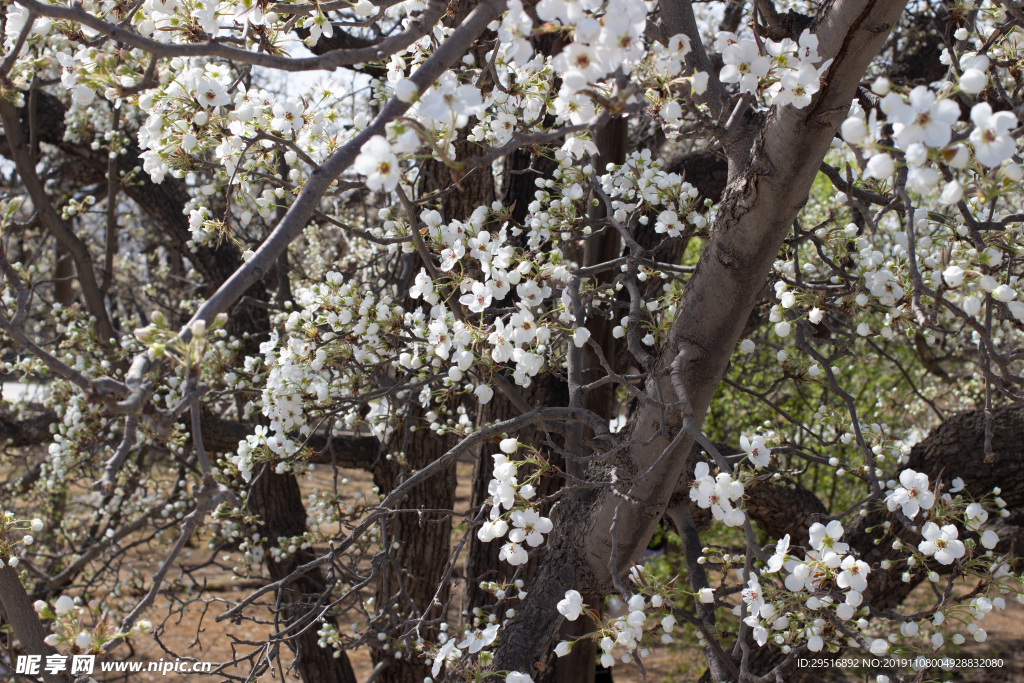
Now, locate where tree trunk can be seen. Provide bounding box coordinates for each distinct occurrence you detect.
[371,423,458,683]
[581,116,629,428]
[372,119,498,683]
[54,240,74,307]
[490,1,912,678]
[419,135,495,223]
[906,403,1024,508]
[500,147,558,227]
[250,469,359,683]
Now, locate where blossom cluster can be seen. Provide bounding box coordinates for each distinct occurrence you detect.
[713,29,830,108]
[689,461,746,527]
[477,440,553,566]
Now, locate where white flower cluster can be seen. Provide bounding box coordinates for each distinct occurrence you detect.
[476,440,552,566]
[689,462,746,527]
[407,208,566,389]
[737,521,879,653]
[917,522,966,565]
[431,617,533,682]
[884,468,935,518]
[138,70,347,205]
[0,511,42,568]
[842,83,1019,199]
[599,151,708,240]
[713,29,830,108]
[554,580,684,668]
[3,5,51,51]
[46,394,90,481]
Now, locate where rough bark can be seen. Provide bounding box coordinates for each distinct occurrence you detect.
[886,10,948,86]
[372,423,458,683]
[906,403,1024,509]
[744,477,829,548]
[490,1,912,678]
[847,401,1024,607]
[489,121,592,683]
[0,410,57,448]
[418,136,496,223]
[467,375,578,683]
[756,6,815,42]
[581,116,630,429]
[373,118,495,683]
[249,470,359,683]
[0,566,70,683]
[500,146,559,227]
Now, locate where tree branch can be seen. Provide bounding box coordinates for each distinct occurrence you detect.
[657,0,727,119]
[180,0,507,345]
[13,0,446,74]
[0,100,116,343]
[0,566,72,683]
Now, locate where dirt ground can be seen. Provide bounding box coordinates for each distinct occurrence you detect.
[10,459,1022,683]
[115,585,1024,683]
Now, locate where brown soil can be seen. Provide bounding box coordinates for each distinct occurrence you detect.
[9,461,1021,683]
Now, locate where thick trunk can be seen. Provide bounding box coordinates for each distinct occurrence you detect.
[375,117,497,683]
[906,403,1024,509]
[500,147,559,227]
[582,116,630,427]
[493,119,604,683]
[215,259,356,683]
[418,135,496,223]
[661,150,729,206]
[551,613,598,683]
[250,470,358,683]
[490,1,911,678]
[744,478,829,547]
[487,480,605,673]
[372,423,458,683]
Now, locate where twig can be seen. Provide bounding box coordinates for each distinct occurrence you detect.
[0,10,35,83]
[13,0,447,73]
[92,416,139,493]
[101,105,120,294]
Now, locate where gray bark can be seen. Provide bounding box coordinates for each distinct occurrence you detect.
[490,1,912,678]
[0,566,70,683]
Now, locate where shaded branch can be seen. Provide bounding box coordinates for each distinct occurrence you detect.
[14,0,446,74]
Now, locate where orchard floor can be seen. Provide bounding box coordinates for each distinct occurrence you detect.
[107,585,1024,683]
[7,459,1021,683]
